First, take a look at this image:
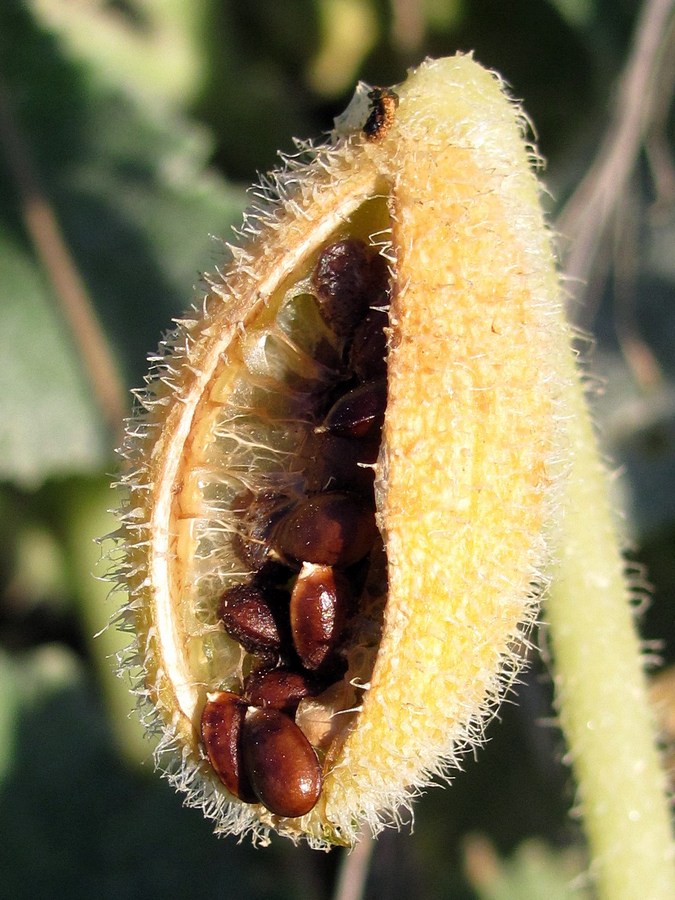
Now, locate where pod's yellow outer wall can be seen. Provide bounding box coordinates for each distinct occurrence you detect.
[119,55,567,847]
[319,55,565,840]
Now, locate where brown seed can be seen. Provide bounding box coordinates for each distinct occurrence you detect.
[252,559,296,590]
[248,649,282,673]
[318,379,387,439]
[312,239,389,336]
[276,292,343,372]
[272,491,378,567]
[201,692,257,803]
[242,708,323,818]
[290,563,350,670]
[350,307,389,382]
[244,667,317,716]
[218,583,285,654]
[232,490,294,572]
[301,431,376,496]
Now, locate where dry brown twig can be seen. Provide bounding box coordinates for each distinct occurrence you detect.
[332,832,375,900]
[557,0,675,332]
[0,78,127,445]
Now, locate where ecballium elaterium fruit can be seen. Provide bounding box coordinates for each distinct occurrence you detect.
[117,55,568,848]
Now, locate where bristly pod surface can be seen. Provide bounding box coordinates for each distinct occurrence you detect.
[116,54,568,848]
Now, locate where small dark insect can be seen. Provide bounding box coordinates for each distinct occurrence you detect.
[363,87,399,141]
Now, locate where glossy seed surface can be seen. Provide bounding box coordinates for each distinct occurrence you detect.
[304,432,377,494]
[201,692,257,803]
[218,583,284,654]
[232,491,293,572]
[242,708,323,818]
[350,307,389,382]
[244,668,317,716]
[290,563,350,670]
[319,379,387,439]
[272,491,378,567]
[312,239,388,336]
[119,54,569,850]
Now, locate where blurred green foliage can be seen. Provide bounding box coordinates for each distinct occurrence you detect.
[0,1,673,897]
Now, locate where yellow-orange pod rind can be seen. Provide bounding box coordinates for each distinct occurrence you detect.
[117,55,567,848]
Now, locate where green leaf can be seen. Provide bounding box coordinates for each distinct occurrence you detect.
[0,643,301,900]
[0,234,109,486]
[30,0,210,108]
[0,3,246,486]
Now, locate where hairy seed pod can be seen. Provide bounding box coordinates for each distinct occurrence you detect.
[117,55,569,847]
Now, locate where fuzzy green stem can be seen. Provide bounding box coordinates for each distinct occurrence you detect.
[545,352,675,899]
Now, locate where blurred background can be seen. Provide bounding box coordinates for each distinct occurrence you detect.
[1,1,674,897]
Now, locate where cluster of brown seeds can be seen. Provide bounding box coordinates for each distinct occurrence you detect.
[200,237,391,819]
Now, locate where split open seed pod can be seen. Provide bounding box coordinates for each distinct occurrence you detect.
[117,55,568,848]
